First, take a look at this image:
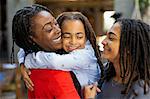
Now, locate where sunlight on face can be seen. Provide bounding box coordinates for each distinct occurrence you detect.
[101,22,121,63]
[61,20,86,52]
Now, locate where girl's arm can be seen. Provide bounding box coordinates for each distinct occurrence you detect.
[84,83,100,99]
[17,49,34,91]
[24,45,96,71]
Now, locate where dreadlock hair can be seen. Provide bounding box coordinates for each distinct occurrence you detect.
[56,12,104,88]
[106,18,150,95]
[12,4,53,59]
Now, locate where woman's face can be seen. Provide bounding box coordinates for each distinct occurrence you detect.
[61,20,86,52]
[101,22,121,63]
[31,11,62,51]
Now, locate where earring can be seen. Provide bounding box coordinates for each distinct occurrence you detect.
[127,50,130,54]
[32,42,36,46]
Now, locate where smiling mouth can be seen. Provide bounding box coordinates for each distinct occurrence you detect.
[53,36,61,42]
[102,47,111,52]
[68,46,79,51]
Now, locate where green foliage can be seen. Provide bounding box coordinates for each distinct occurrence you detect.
[139,0,149,14]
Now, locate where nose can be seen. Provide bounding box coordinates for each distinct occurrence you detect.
[101,38,107,46]
[70,36,77,45]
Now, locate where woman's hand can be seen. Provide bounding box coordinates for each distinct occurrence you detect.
[20,64,34,91]
[84,82,101,99]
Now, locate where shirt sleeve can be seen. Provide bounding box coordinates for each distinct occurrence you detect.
[25,46,97,71]
[17,48,25,64]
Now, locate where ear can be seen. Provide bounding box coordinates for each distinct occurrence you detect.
[29,35,35,43]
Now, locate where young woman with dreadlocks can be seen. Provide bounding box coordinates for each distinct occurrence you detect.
[18,12,104,98]
[84,18,150,99]
[12,4,81,99]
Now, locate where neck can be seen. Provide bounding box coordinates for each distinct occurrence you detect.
[113,60,122,83]
[113,60,131,84]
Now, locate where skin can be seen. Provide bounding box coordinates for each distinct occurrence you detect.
[21,11,62,91]
[84,82,101,99]
[62,20,86,52]
[101,23,120,63]
[102,22,121,82]
[22,19,88,91]
[84,22,121,98]
[31,11,62,51]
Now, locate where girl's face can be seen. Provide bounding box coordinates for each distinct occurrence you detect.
[101,22,121,63]
[61,20,86,52]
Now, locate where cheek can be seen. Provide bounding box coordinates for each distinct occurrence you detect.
[62,39,69,51]
[46,33,55,42]
[111,43,120,59]
[102,43,119,61]
[78,36,86,47]
[79,40,86,48]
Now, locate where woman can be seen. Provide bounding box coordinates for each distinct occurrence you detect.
[84,19,150,99]
[18,12,104,98]
[12,4,80,99]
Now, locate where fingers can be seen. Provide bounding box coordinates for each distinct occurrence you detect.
[20,64,34,91]
[24,77,34,91]
[23,72,34,91]
[27,69,31,75]
[85,84,94,89]
[92,82,98,90]
[96,87,101,92]
[84,84,97,99]
[93,82,101,92]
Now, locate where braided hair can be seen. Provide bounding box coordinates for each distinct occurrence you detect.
[106,18,150,94]
[56,12,104,88]
[12,4,52,56]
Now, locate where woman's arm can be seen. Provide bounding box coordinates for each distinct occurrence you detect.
[17,49,34,91]
[24,45,96,71]
[20,64,34,91]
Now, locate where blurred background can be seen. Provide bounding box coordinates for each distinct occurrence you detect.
[0,0,149,98]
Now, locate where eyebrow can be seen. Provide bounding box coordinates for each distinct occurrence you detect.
[42,19,55,30]
[108,32,117,36]
[76,32,84,35]
[63,32,84,35]
[62,32,71,35]
[42,22,51,30]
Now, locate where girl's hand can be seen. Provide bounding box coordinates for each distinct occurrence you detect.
[84,82,101,99]
[20,64,34,91]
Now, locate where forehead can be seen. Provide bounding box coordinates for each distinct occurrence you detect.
[32,11,55,26]
[61,20,85,32]
[108,22,121,36]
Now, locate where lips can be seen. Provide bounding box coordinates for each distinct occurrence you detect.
[101,47,111,54]
[53,35,62,43]
[67,46,79,51]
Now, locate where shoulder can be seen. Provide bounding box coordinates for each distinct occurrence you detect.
[129,80,150,99]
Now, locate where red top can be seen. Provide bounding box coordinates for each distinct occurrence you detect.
[28,69,80,99]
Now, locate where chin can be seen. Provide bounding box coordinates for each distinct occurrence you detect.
[53,45,62,51]
[65,49,71,52]
[57,46,63,50]
[101,54,109,59]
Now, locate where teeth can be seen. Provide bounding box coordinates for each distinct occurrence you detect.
[53,36,61,42]
[98,44,104,51]
[99,47,104,51]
